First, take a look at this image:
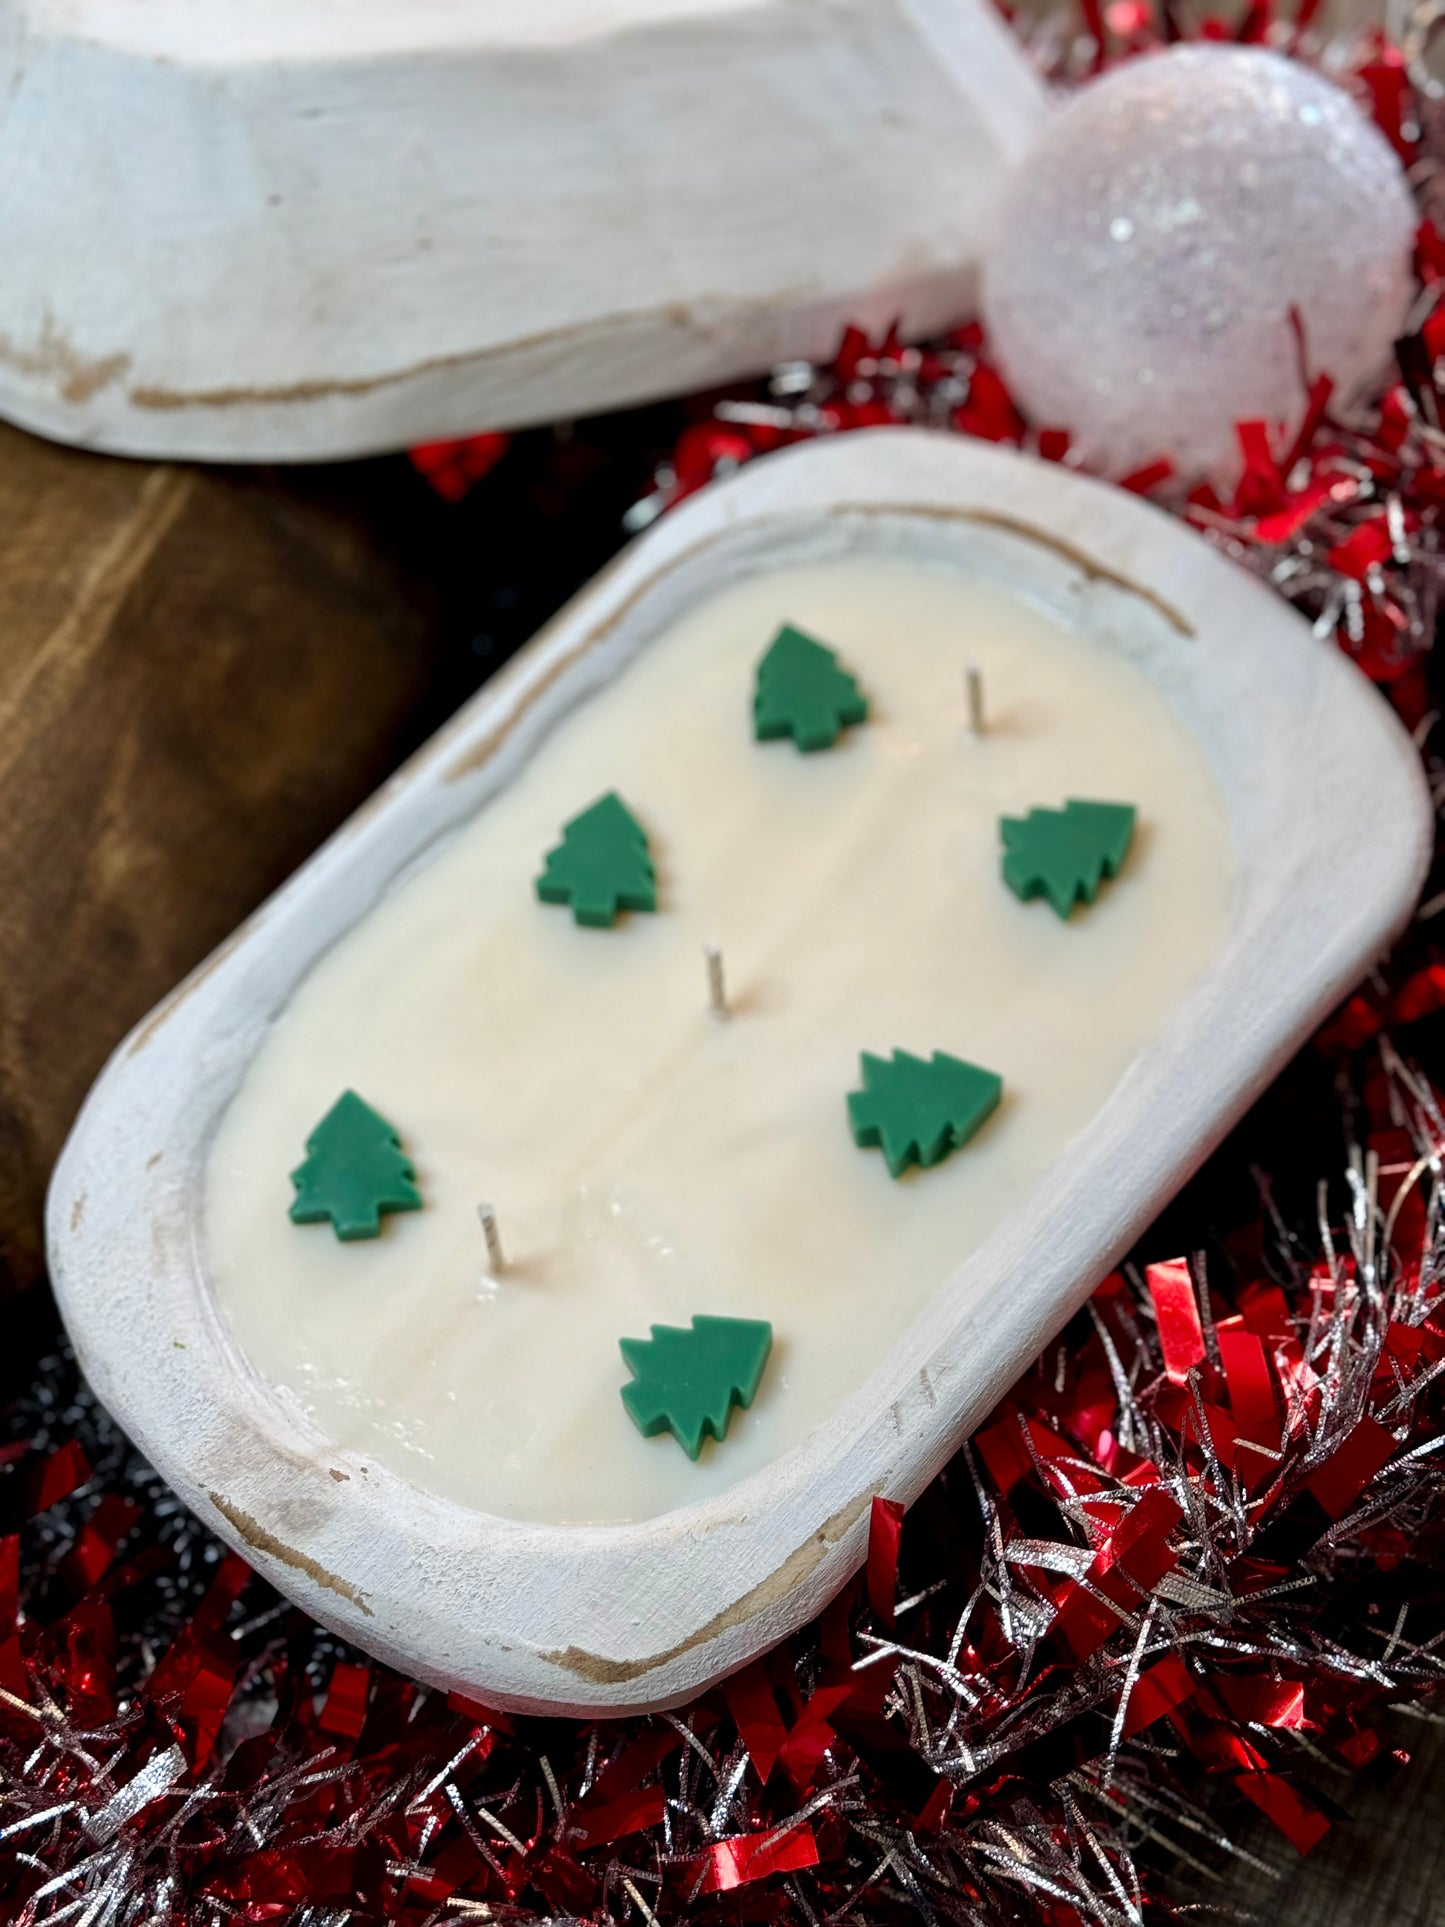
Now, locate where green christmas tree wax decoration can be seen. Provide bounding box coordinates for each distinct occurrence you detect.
[753,623,868,752]
[289,1089,423,1241]
[999,798,1136,919]
[619,1315,773,1459]
[848,1050,1002,1179]
[535,791,657,928]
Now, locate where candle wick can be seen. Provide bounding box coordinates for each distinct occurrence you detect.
[704,942,728,1021]
[478,1201,505,1276]
[965,665,986,737]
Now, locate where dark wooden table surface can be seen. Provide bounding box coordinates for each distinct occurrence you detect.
[2,414,1441,1924]
[1181,1714,1445,1922]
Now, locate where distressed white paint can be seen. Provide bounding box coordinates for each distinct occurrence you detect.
[0,0,1046,460]
[48,432,1431,1714]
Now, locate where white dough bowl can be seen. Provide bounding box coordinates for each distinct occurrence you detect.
[0,0,1045,460]
[48,431,1431,1714]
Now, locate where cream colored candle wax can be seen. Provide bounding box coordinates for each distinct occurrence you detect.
[205,557,1229,1525]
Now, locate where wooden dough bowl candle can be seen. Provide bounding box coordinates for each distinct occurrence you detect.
[49,431,1430,1715]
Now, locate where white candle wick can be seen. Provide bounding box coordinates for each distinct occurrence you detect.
[478,1201,505,1276]
[965,665,986,737]
[704,941,728,1021]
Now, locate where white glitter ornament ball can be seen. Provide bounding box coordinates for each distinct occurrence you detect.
[981,47,1417,484]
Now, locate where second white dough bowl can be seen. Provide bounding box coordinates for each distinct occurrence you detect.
[0,0,1045,459]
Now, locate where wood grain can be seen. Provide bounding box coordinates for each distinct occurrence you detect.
[0,423,437,1330]
[1174,1716,1445,1924]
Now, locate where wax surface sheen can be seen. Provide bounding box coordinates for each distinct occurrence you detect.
[206,559,1229,1525]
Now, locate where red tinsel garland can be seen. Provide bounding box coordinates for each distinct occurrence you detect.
[11,12,1445,1926]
